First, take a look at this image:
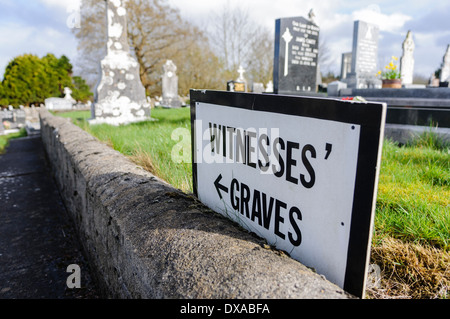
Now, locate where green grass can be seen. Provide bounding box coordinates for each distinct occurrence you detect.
[0,128,27,153]
[58,108,193,191]
[374,139,449,250]
[57,109,449,251]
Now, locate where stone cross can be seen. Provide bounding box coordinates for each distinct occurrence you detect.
[64,87,76,103]
[90,0,150,126]
[440,44,450,83]
[400,31,415,85]
[308,8,316,25]
[282,28,293,76]
[237,65,246,81]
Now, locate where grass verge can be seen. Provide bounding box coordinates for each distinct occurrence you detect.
[0,128,28,154]
[57,109,449,298]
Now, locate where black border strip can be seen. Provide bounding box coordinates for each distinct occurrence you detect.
[190,90,386,298]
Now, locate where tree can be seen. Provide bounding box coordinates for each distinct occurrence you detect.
[72,76,93,103]
[0,54,50,106]
[0,54,92,107]
[74,0,223,96]
[208,2,273,86]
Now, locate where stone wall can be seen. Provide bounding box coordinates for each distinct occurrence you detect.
[39,108,352,299]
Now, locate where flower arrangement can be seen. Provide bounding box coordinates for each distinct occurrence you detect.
[376,56,400,80]
[341,96,367,102]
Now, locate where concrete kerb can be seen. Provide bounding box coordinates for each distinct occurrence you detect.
[39,108,354,299]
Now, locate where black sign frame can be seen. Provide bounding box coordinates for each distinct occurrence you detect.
[190,89,386,298]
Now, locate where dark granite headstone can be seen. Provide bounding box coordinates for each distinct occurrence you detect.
[273,16,319,95]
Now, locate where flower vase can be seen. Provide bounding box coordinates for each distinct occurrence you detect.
[382,79,402,88]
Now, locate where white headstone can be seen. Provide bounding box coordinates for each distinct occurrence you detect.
[161,60,181,108]
[90,0,150,125]
[440,44,450,83]
[64,87,76,104]
[265,80,273,93]
[340,52,352,80]
[400,31,415,85]
[345,20,381,89]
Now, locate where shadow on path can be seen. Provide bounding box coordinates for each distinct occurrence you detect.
[0,135,100,299]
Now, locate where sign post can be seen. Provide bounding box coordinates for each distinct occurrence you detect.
[190,90,386,298]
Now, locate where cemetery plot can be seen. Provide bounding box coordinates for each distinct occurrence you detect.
[190,90,386,298]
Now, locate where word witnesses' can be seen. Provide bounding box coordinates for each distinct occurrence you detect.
[207,122,317,188]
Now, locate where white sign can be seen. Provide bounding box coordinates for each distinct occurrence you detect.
[190,90,386,298]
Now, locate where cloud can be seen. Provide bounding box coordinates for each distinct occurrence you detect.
[404,3,450,33]
[39,0,81,11]
[0,0,79,78]
[351,4,412,32]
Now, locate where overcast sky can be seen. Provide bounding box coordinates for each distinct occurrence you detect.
[0,0,449,81]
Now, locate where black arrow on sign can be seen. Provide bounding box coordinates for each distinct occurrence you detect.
[214,174,229,199]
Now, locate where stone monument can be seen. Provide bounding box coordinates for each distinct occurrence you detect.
[439,44,450,86]
[161,60,182,108]
[400,31,414,85]
[64,87,76,104]
[226,65,247,92]
[340,52,352,80]
[344,20,381,89]
[234,65,248,92]
[273,14,320,94]
[90,0,150,125]
[0,113,4,135]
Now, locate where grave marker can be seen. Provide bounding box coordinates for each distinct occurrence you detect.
[190,90,386,298]
[90,0,150,125]
[440,44,450,86]
[273,16,320,94]
[161,60,182,108]
[400,31,415,85]
[0,112,4,134]
[345,20,381,89]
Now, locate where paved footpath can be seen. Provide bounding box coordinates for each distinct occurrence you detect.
[0,134,100,299]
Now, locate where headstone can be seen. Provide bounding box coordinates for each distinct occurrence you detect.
[15,109,26,127]
[439,44,450,85]
[273,15,320,94]
[161,60,182,108]
[226,80,236,92]
[428,73,439,87]
[400,31,414,85]
[2,109,14,128]
[344,20,381,89]
[45,97,73,111]
[0,113,4,134]
[64,87,76,104]
[340,52,352,80]
[265,80,274,93]
[234,65,248,92]
[90,0,150,125]
[327,80,347,96]
[252,82,265,94]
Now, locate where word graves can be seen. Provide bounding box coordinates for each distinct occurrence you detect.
[273,16,319,95]
[190,90,386,298]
